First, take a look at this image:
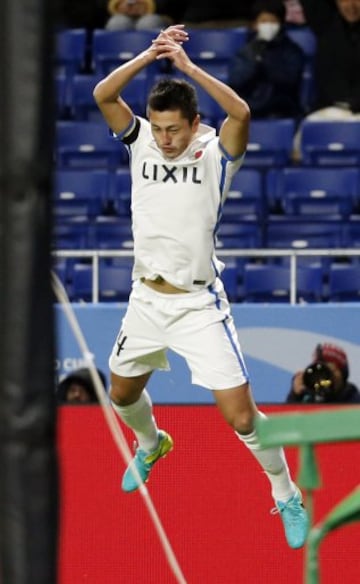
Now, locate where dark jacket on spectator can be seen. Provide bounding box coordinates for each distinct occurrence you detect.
[300,0,360,112]
[228,28,305,118]
[286,380,360,404]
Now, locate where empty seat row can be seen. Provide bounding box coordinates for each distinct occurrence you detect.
[53,256,360,303]
[218,218,360,250]
[54,27,260,76]
[55,117,360,172]
[53,166,360,226]
[55,26,319,116]
[54,258,133,302]
[52,213,360,252]
[56,26,317,73]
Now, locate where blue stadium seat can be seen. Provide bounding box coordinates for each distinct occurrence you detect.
[286,27,317,59]
[216,222,263,249]
[53,169,110,219]
[328,264,360,301]
[120,75,148,116]
[92,29,158,75]
[70,73,148,120]
[92,216,133,249]
[55,120,127,170]
[186,28,248,63]
[266,217,344,249]
[343,218,360,249]
[99,262,133,301]
[55,73,69,118]
[70,263,93,302]
[109,169,132,216]
[266,167,360,218]
[223,169,265,221]
[52,218,91,250]
[55,29,87,77]
[193,81,224,126]
[284,27,317,113]
[220,261,239,302]
[243,263,323,303]
[70,74,103,121]
[185,28,248,78]
[300,120,360,166]
[244,119,296,167]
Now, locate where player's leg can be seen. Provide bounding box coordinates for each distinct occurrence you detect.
[213,385,296,502]
[109,283,174,491]
[170,279,308,548]
[110,371,159,451]
[213,384,309,549]
[110,371,173,492]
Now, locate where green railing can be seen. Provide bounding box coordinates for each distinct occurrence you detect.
[256,408,360,584]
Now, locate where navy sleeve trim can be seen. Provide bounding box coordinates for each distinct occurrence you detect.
[122,117,141,145]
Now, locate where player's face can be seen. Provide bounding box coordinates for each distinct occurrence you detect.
[148,109,200,159]
[66,383,93,404]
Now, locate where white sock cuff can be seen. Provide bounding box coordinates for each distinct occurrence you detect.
[111,388,152,416]
[236,410,267,451]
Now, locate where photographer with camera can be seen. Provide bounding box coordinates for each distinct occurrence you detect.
[286,343,360,404]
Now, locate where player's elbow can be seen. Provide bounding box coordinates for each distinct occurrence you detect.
[93,80,109,105]
[238,99,251,124]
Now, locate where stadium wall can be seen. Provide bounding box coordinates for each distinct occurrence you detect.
[57,404,360,584]
[55,303,360,403]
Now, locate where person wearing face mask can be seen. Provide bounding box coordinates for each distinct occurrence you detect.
[228,0,305,119]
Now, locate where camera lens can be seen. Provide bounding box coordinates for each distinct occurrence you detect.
[303,362,334,399]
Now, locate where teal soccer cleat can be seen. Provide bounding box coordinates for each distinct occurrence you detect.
[274,487,310,549]
[122,430,173,493]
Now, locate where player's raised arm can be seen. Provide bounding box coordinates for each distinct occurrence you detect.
[152,31,250,159]
[93,25,189,135]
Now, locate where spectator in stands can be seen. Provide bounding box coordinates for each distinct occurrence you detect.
[57,367,107,404]
[228,0,305,119]
[105,0,172,31]
[286,343,360,404]
[284,0,306,25]
[292,0,360,161]
[299,0,360,115]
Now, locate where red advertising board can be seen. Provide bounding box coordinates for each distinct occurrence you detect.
[57,405,360,584]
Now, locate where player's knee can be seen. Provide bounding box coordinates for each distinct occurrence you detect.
[109,384,124,405]
[109,384,138,406]
[109,373,147,406]
[229,410,256,434]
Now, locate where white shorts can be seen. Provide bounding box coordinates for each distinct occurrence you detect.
[109,278,249,390]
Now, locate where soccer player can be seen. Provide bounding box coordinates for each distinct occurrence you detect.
[93,24,309,549]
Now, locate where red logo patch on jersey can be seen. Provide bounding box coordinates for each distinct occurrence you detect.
[194,150,203,159]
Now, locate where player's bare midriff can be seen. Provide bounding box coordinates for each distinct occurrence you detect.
[141,276,189,294]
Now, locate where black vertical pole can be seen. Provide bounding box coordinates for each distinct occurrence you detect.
[0,1,58,583]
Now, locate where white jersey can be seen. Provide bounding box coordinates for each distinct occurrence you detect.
[116,117,244,292]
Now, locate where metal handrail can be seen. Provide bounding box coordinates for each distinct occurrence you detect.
[53,248,360,304]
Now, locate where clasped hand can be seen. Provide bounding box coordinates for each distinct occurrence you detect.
[151,25,191,69]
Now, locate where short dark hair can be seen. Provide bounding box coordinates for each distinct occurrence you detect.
[147,78,198,124]
[252,0,286,22]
